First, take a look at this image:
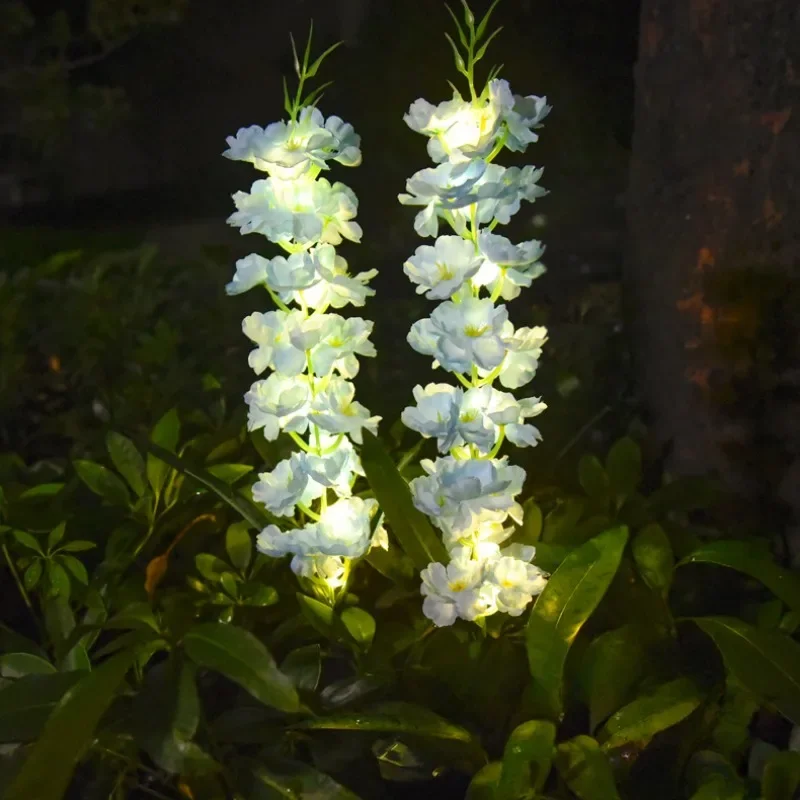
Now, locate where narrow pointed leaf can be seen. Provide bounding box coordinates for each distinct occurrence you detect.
[146,408,180,495]
[106,432,147,497]
[0,672,80,743]
[74,460,130,507]
[526,527,628,720]
[247,756,362,799]
[497,720,556,798]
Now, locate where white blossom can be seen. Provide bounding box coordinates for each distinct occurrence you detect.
[244,374,311,439]
[252,453,324,517]
[401,383,462,451]
[291,553,348,588]
[226,253,269,295]
[403,236,483,300]
[242,310,318,376]
[408,296,508,374]
[485,544,548,616]
[473,233,546,300]
[496,326,548,389]
[419,546,486,627]
[502,92,552,153]
[310,377,381,443]
[311,315,376,378]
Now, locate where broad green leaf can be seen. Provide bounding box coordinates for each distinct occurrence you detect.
[600,677,704,750]
[133,656,199,773]
[340,607,376,650]
[648,475,720,514]
[579,624,646,731]
[195,553,229,582]
[23,559,42,590]
[710,680,758,759]
[46,561,71,600]
[360,430,447,569]
[579,455,611,503]
[226,521,252,572]
[297,593,335,638]
[280,645,322,692]
[466,762,502,800]
[146,408,180,495]
[145,440,273,530]
[5,648,138,800]
[0,652,55,679]
[183,622,299,713]
[246,757,362,799]
[605,437,641,501]
[762,751,800,800]
[58,554,88,585]
[497,720,555,799]
[694,617,800,724]
[680,541,800,612]
[73,460,130,507]
[687,751,747,799]
[106,431,147,497]
[632,523,674,596]
[0,672,81,743]
[526,527,629,720]
[12,529,42,554]
[207,463,253,484]
[554,736,620,800]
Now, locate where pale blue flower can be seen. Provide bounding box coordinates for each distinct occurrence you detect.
[310,377,380,444]
[401,383,462,452]
[302,435,362,496]
[242,310,318,376]
[410,455,525,534]
[438,508,516,554]
[503,92,552,153]
[244,374,311,440]
[473,232,546,300]
[408,296,508,374]
[252,453,324,517]
[311,315,376,378]
[497,325,548,389]
[263,250,318,299]
[404,236,483,300]
[226,253,269,295]
[323,115,362,167]
[228,176,362,246]
[473,164,547,227]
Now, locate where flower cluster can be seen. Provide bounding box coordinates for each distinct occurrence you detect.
[224,52,382,597]
[399,10,551,627]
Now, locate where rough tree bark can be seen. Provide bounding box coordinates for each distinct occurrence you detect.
[626,0,800,539]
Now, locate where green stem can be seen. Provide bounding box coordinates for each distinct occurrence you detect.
[3,542,38,624]
[297,503,321,522]
[289,431,314,453]
[489,273,505,303]
[266,285,291,313]
[454,372,472,389]
[484,428,506,460]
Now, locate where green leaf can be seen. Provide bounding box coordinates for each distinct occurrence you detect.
[280,645,322,692]
[46,560,71,600]
[579,455,611,503]
[59,540,96,553]
[0,672,81,743]
[144,440,273,530]
[679,540,800,612]
[226,521,253,572]
[444,32,468,75]
[475,0,502,40]
[554,736,620,800]
[58,554,88,585]
[526,527,629,720]
[106,431,147,497]
[73,460,130,507]
[23,559,42,590]
[445,2,469,49]
[12,529,43,554]
[762,751,800,800]
[600,677,704,750]
[473,26,503,63]
[246,757,362,799]
[296,593,336,639]
[605,437,641,501]
[360,431,447,569]
[0,653,55,679]
[306,40,343,79]
[18,483,64,501]
[694,616,800,724]
[541,498,585,543]
[497,720,555,799]
[183,622,299,713]
[206,463,253,484]
[466,762,502,800]
[46,523,65,551]
[579,624,646,731]
[340,607,376,650]
[133,656,200,773]
[147,408,180,495]
[632,523,674,596]
[5,648,138,800]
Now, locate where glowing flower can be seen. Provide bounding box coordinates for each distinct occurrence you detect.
[408,296,508,374]
[291,553,348,588]
[438,508,515,553]
[419,546,486,627]
[302,435,363,498]
[496,325,548,389]
[242,310,319,376]
[226,253,269,295]
[311,315,376,378]
[472,232,546,300]
[300,245,376,310]
[228,176,362,246]
[473,164,547,227]
[401,383,462,452]
[502,92,552,153]
[404,235,483,300]
[252,453,324,517]
[486,544,548,616]
[244,374,311,439]
[310,377,381,444]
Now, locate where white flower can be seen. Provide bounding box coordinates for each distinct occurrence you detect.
[242,310,318,376]
[223,107,362,180]
[473,233,546,300]
[302,435,362,497]
[408,296,508,374]
[398,160,486,237]
[290,553,348,588]
[257,497,377,559]
[226,253,269,295]
[472,164,547,228]
[502,92,552,153]
[244,374,311,439]
[486,544,548,616]
[301,245,376,310]
[228,176,362,246]
[497,326,548,389]
[401,383,462,452]
[252,453,324,517]
[311,315,376,378]
[410,455,525,534]
[371,521,389,551]
[438,508,515,554]
[403,236,483,300]
[310,377,381,444]
[420,546,485,627]
[404,80,511,164]
[263,250,318,298]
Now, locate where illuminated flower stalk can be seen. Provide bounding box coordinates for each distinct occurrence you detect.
[224,31,383,602]
[399,1,550,627]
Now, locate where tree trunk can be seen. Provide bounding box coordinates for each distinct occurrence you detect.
[626,0,800,535]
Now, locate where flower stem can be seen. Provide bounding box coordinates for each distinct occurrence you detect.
[454,372,472,389]
[297,503,321,522]
[266,285,291,313]
[289,431,314,453]
[485,428,506,460]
